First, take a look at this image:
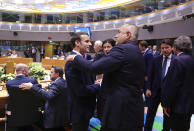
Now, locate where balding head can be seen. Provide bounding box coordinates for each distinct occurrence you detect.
[115,24,139,45]
[16,63,29,76]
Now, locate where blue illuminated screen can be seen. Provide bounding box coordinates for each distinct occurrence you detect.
[74,27,91,39]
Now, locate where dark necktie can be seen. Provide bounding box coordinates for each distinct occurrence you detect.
[161,56,168,79]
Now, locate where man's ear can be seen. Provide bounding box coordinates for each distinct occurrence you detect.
[75,40,80,47]
[126,31,131,39]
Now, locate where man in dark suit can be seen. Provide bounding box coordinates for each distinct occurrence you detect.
[66,24,145,131]
[152,45,160,57]
[65,32,101,131]
[6,63,42,131]
[24,47,31,58]
[162,36,194,131]
[139,40,153,106]
[93,40,104,61]
[39,46,45,61]
[20,66,69,131]
[144,39,174,131]
[31,46,37,62]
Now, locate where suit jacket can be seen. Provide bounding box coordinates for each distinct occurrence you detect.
[147,54,175,98]
[6,75,43,127]
[143,48,153,77]
[39,48,45,55]
[31,77,69,128]
[153,50,160,57]
[94,49,104,61]
[31,48,37,55]
[162,53,194,114]
[65,51,100,123]
[24,50,31,58]
[72,41,145,130]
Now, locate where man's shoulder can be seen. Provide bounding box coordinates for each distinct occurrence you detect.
[6,78,17,86]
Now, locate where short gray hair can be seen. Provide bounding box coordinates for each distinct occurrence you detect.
[94,40,103,47]
[174,36,192,54]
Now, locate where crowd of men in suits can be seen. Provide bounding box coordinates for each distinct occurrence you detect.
[5,23,194,131]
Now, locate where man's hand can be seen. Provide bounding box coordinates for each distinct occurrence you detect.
[95,79,102,85]
[146,89,152,97]
[19,83,33,90]
[163,107,171,117]
[66,55,76,62]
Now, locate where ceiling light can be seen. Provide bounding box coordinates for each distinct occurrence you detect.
[14,0,23,4]
[35,0,46,4]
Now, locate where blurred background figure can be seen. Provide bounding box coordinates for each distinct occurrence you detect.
[7,49,12,56]
[39,46,45,61]
[24,47,31,58]
[10,50,18,58]
[55,46,63,57]
[31,46,37,62]
[152,45,160,56]
[93,40,104,61]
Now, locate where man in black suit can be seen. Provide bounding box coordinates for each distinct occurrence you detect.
[24,47,31,58]
[139,40,153,106]
[66,24,145,131]
[144,39,174,131]
[65,32,101,131]
[20,66,69,131]
[39,46,45,61]
[6,63,42,131]
[162,36,194,131]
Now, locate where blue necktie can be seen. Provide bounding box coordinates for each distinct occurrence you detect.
[161,56,168,79]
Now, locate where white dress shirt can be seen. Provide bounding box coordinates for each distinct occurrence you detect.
[162,54,172,77]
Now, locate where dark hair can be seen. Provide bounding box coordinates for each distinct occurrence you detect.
[102,38,116,47]
[52,66,64,78]
[70,32,89,48]
[139,40,148,48]
[160,39,173,47]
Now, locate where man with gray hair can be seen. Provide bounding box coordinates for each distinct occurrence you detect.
[66,24,145,131]
[162,36,194,131]
[93,40,104,61]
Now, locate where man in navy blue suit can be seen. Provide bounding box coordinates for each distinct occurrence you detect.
[162,36,194,131]
[139,40,153,106]
[6,63,43,131]
[66,24,145,131]
[20,66,69,131]
[65,32,101,131]
[144,39,174,131]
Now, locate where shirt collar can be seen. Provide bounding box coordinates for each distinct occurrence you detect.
[163,53,172,59]
[72,50,82,56]
[177,52,184,56]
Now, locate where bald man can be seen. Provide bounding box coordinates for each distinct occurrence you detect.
[6,64,43,131]
[66,24,145,131]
